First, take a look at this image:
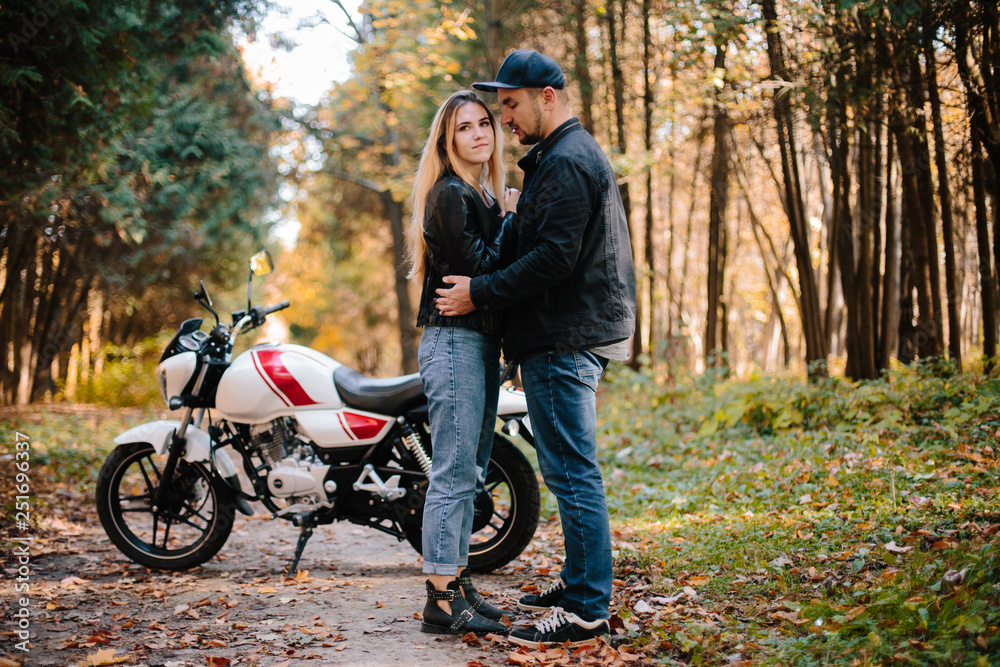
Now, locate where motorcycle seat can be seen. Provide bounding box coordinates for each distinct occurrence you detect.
[334,365,425,414]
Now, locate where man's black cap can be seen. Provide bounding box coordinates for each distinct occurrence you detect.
[473,49,565,91]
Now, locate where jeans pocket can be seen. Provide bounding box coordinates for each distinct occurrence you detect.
[418,327,442,366]
[574,350,604,392]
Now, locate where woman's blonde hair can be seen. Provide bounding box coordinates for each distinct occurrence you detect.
[406,90,506,280]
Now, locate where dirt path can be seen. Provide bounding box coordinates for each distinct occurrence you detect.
[6,506,535,666]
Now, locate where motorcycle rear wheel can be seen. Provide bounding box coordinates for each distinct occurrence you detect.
[407,433,540,573]
[96,442,236,570]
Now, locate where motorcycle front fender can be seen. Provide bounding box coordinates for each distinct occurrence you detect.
[113,420,237,477]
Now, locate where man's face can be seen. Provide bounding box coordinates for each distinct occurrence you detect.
[499,88,544,145]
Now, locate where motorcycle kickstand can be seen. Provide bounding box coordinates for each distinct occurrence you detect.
[284,513,317,575]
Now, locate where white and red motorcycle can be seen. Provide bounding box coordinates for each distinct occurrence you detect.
[96,251,539,573]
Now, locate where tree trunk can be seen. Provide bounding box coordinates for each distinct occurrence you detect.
[882,27,940,362]
[897,163,918,365]
[382,193,418,374]
[571,0,594,135]
[760,0,827,376]
[905,50,945,359]
[705,43,730,369]
[925,34,962,369]
[376,80,418,375]
[848,27,878,380]
[879,132,898,370]
[971,117,998,365]
[956,6,1000,358]
[642,0,655,363]
[605,0,639,368]
[482,0,504,77]
[676,121,708,337]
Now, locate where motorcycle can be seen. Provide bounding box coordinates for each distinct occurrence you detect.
[96,251,539,573]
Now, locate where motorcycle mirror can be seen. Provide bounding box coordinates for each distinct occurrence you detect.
[249,250,274,277]
[195,280,220,325]
[195,280,213,307]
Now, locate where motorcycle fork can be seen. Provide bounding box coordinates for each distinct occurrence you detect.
[152,406,197,513]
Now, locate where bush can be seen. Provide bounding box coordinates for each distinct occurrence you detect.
[71,335,169,407]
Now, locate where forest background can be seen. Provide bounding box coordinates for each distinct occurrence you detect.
[2,0,1000,665]
[7,0,1000,393]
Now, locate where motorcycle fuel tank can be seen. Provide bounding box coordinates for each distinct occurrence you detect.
[215,343,343,423]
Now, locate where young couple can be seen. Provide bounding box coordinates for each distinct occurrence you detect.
[406,50,637,648]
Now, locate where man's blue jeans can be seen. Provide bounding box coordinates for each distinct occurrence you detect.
[419,325,501,575]
[520,349,611,621]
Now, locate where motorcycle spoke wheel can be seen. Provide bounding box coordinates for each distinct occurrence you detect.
[96,442,235,570]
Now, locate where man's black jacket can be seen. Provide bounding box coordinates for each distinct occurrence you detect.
[469,118,637,360]
[416,174,517,337]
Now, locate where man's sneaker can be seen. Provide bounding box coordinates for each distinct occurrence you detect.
[517,580,564,611]
[508,607,610,648]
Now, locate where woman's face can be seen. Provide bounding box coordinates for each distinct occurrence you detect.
[451,102,494,175]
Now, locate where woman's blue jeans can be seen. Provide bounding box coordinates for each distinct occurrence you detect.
[519,349,611,621]
[419,325,501,575]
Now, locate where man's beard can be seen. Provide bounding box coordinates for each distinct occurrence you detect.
[518,100,545,145]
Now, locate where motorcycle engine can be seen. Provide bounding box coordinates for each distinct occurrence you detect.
[250,419,295,467]
[250,419,332,503]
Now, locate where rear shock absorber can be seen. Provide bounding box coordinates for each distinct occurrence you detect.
[396,417,432,475]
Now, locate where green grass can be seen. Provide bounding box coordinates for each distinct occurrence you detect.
[3,359,998,665]
[598,362,1000,666]
[0,405,162,530]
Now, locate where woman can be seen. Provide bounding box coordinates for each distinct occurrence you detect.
[406,90,519,636]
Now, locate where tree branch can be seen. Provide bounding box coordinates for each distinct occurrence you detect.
[329,170,387,194]
[326,0,366,44]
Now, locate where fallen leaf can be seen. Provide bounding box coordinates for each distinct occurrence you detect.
[885,542,913,554]
[84,649,130,666]
[931,540,958,551]
[619,649,645,663]
[633,600,655,614]
[258,586,278,594]
[845,606,866,621]
[206,658,231,667]
[686,575,710,586]
[771,610,809,626]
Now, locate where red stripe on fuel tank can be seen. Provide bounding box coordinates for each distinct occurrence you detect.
[254,349,319,407]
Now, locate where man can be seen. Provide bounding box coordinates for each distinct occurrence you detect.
[434,49,636,647]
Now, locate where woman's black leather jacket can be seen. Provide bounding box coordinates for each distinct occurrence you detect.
[416,174,517,337]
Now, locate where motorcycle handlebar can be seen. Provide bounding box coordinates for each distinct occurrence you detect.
[260,300,290,316]
[227,301,291,350]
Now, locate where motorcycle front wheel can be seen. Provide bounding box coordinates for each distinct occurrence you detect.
[407,433,540,573]
[96,442,236,570]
